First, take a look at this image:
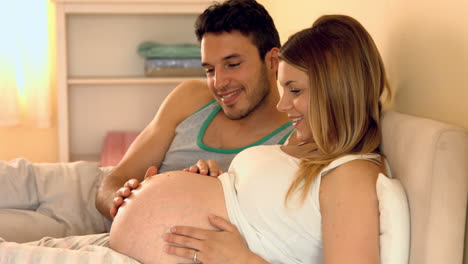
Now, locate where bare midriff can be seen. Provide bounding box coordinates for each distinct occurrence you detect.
[109,171,228,264]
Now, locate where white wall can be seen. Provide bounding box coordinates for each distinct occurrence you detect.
[0,127,58,162]
[262,0,468,130]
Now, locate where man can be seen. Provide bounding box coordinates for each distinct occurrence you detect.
[0,0,293,247]
[96,0,294,220]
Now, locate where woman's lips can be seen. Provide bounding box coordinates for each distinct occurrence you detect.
[291,116,304,127]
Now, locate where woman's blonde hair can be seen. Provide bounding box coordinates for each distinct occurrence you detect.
[279,15,391,204]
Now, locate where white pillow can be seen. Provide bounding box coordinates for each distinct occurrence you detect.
[376,174,410,264]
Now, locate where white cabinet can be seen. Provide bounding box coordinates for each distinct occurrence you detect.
[54,0,210,162]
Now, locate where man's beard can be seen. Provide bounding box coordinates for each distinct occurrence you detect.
[224,65,270,120]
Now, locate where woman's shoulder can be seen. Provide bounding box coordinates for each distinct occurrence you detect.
[329,158,382,180]
[320,154,382,200]
[322,153,383,178]
[319,155,381,220]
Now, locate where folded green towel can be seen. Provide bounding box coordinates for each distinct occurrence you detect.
[138,42,201,58]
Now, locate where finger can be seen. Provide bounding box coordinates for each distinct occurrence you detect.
[208,215,238,232]
[196,160,209,175]
[111,203,125,219]
[113,196,123,206]
[110,206,117,219]
[124,179,139,189]
[144,166,158,180]
[117,187,131,198]
[188,166,199,173]
[163,233,202,251]
[170,226,210,240]
[164,245,201,262]
[111,196,125,218]
[206,160,222,177]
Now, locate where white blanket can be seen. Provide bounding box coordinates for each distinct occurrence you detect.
[0,234,139,263]
[0,159,136,262]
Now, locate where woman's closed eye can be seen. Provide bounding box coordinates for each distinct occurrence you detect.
[289,88,302,95]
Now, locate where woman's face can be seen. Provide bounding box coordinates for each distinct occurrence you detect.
[277,61,313,143]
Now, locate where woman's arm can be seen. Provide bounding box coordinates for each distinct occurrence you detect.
[319,159,381,264]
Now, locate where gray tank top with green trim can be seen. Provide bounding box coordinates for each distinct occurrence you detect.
[158,100,294,173]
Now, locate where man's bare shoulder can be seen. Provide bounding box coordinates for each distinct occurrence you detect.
[166,79,211,105]
[155,79,214,124]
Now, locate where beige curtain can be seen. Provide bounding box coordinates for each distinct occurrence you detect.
[0,1,52,128]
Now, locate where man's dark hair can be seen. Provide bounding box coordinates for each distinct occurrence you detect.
[195,0,280,60]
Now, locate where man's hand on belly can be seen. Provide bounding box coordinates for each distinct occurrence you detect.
[183,160,224,177]
[110,166,158,219]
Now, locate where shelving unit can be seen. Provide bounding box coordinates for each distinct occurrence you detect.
[67,77,199,85]
[54,0,210,162]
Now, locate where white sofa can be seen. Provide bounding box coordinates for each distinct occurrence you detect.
[380,111,468,264]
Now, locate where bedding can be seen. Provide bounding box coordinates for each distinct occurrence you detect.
[0,158,112,242]
[0,234,139,264]
[0,159,143,263]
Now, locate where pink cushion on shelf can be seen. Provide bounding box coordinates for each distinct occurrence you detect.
[100,131,140,167]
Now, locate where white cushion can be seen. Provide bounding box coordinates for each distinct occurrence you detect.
[377,173,410,264]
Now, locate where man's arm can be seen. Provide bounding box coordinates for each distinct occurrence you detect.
[95,80,213,220]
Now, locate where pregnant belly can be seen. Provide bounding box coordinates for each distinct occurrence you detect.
[109,171,228,264]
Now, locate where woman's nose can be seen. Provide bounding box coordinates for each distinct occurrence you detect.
[276,94,291,112]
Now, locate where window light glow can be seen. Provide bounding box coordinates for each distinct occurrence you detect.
[0,0,52,127]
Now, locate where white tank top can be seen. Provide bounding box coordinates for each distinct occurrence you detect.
[219,145,386,263]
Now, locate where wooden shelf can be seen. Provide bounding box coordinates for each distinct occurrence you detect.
[68,77,205,85]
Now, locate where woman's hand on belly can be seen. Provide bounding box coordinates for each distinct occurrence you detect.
[163,215,267,264]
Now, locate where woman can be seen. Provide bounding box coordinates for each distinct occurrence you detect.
[110,14,393,264]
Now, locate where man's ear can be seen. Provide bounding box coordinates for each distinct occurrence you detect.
[265,47,280,72]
